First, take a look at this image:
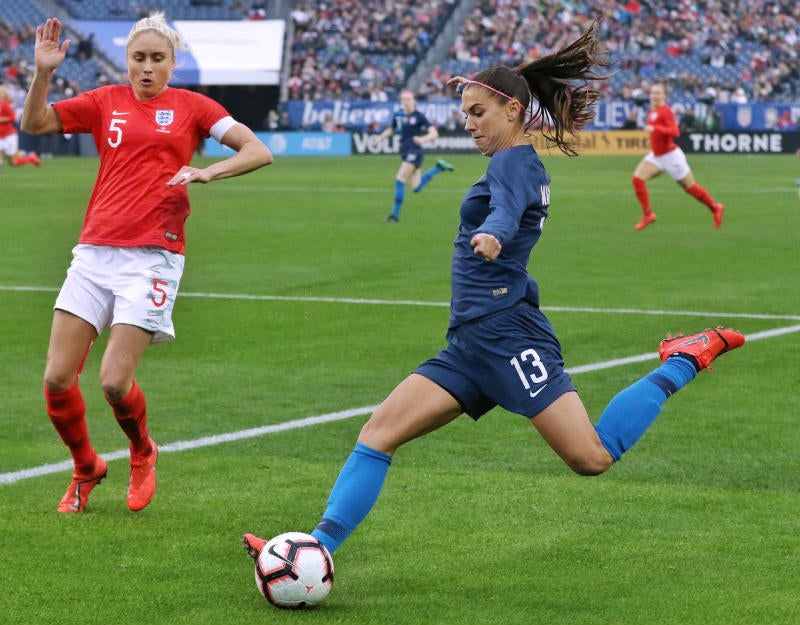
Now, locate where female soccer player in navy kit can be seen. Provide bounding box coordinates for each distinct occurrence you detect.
[631,82,724,230]
[371,89,454,222]
[23,15,272,513]
[244,21,743,566]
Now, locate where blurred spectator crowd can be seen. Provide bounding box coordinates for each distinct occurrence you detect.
[426,0,799,106]
[2,0,798,118]
[287,0,456,100]
[284,0,798,105]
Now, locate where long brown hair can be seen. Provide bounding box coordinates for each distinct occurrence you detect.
[471,20,613,156]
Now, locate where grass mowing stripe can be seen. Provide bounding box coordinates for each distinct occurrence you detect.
[3,323,797,487]
[2,154,797,624]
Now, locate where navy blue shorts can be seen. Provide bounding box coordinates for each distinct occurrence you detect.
[401,148,424,169]
[416,302,575,420]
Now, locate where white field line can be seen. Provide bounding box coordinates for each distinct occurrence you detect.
[3,324,799,486]
[2,285,799,321]
[2,285,798,486]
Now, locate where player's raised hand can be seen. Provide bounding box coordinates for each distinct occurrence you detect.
[35,18,71,73]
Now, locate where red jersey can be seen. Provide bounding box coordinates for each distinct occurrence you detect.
[647,103,679,156]
[0,99,17,139]
[53,85,230,254]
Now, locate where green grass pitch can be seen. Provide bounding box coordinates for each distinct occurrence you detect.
[1,151,798,625]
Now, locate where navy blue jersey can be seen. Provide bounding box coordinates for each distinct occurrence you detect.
[392,108,432,156]
[449,144,550,329]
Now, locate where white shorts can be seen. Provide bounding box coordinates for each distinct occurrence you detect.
[0,133,20,157]
[643,147,691,181]
[55,244,186,344]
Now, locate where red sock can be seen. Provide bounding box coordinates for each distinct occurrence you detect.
[107,380,150,454]
[632,176,651,212]
[685,183,715,209]
[44,383,96,473]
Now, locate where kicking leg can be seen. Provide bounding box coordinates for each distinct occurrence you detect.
[312,373,462,553]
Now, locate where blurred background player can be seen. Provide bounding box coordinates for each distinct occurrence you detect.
[631,82,723,231]
[371,88,454,222]
[22,15,272,513]
[0,86,41,169]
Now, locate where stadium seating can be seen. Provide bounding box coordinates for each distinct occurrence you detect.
[426,0,798,105]
[287,0,456,100]
[1,0,797,121]
[57,0,243,21]
[0,0,45,28]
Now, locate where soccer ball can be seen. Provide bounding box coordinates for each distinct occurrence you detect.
[253,532,334,609]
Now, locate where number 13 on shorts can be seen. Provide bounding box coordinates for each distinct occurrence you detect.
[510,349,549,396]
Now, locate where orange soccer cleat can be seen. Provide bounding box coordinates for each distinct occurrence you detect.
[634,210,657,231]
[711,203,724,228]
[658,327,745,371]
[57,455,108,513]
[242,533,267,560]
[127,438,158,511]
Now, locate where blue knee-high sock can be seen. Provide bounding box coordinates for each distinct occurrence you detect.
[391,180,405,217]
[312,443,392,553]
[414,165,440,192]
[594,356,697,461]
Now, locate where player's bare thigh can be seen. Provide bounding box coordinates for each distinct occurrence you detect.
[675,170,696,189]
[530,391,613,476]
[44,309,98,391]
[358,373,462,456]
[395,160,417,183]
[100,323,153,400]
[633,157,661,181]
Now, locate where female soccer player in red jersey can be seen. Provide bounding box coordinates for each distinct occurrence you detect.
[0,85,40,167]
[631,82,723,231]
[22,14,273,513]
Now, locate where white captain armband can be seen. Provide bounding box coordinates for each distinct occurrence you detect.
[209,116,238,142]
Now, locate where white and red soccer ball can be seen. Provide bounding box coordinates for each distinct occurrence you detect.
[253,532,334,609]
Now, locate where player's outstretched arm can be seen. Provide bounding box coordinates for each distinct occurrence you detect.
[22,18,69,135]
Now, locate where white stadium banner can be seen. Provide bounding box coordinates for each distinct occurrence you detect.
[74,19,285,86]
[172,20,285,85]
